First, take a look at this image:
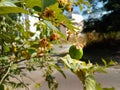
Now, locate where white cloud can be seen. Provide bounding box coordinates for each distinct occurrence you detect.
[72,13,84,23]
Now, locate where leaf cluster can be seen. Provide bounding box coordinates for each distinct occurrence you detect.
[0,0,115,90]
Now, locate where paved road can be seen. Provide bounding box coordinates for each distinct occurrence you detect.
[33,44,120,90]
[15,65,120,90]
[16,43,120,90]
[18,65,120,90]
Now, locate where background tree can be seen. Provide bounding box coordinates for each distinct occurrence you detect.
[83,0,120,33]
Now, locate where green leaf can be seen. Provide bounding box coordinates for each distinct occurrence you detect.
[0,33,11,43]
[60,55,72,69]
[0,0,27,14]
[103,87,115,90]
[0,0,16,6]
[95,66,107,73]
[11,64,18,70]
[16,23,29,39]
[0,7,28,15]
[4,44,10,52]
[53,64,66,78]
[50,3,69,23]
[27,31,35,37]
[23,0,42,8]
[34,83,41,89]
[85,75,97,90]
[0,56,9,60]
[27,48,36,56]
[108,60,117,66]
[102,58,107,67]
[8,0,21,3]
[0,84,4,90]
[60,55,86,72]
[42,0,57,11]
[96,83,115,90]
[49,3,62,16]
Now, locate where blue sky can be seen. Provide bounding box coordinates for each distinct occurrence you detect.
[66,0,109,20]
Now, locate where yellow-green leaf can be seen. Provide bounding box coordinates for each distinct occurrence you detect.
[23,0,42,8]
[85,75,97,90]
[0,7,28,15]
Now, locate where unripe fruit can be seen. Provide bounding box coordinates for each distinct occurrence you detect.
[69,45,83,60]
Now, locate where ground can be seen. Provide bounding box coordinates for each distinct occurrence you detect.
[39,39,120,90]
[16,38,120,90]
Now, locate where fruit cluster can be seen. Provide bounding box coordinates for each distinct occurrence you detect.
[43,7,54,18]
[57,0,73,12]
[57,0,68,6]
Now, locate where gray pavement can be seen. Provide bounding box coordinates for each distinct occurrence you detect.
[14,65,120,90]
[16,65,120,90]
[38,67,120,90]
[16,44,120,90]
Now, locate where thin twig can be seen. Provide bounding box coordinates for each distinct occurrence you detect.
[0,62,12,84]
[18,66,26,70]
[9,74,31,90]
[14,59,26,64]
[20,74,31,90]
[21,73,36,84]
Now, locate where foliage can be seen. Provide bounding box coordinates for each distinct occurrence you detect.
[61,55,115,90]
[83,0,120,33]
[0,0,116,90]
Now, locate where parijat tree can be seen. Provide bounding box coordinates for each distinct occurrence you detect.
[0,0,115,90]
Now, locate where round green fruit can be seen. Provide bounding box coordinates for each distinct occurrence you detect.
[69,45,83,60]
